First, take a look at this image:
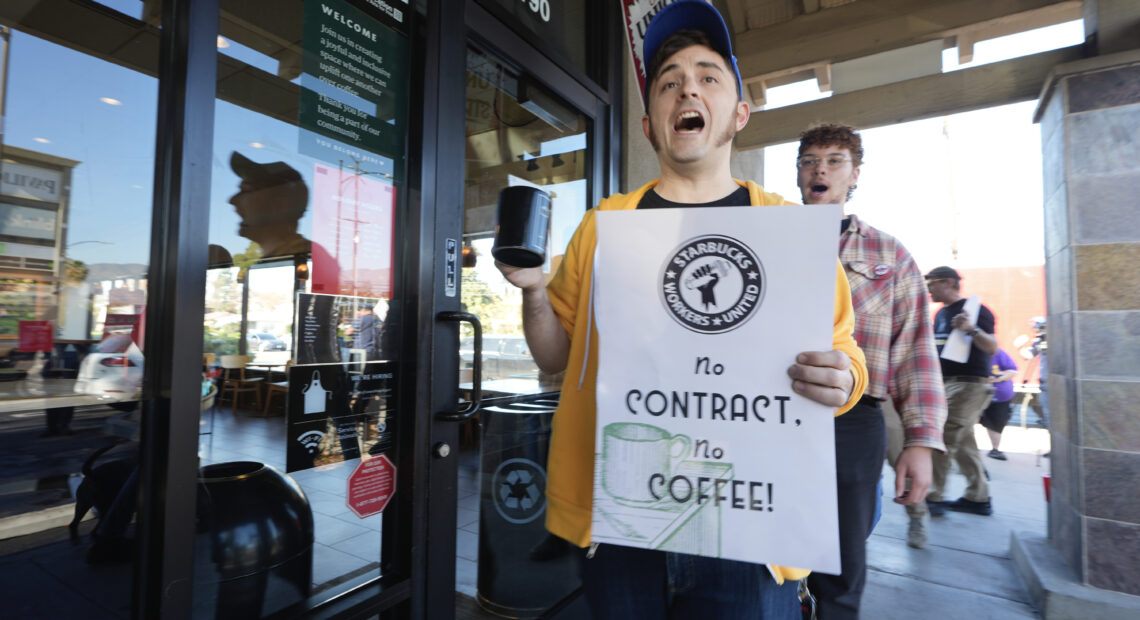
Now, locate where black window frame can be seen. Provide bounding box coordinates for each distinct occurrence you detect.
[131,0,624,616]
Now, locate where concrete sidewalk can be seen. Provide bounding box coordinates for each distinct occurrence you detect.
[862,425,1051,619]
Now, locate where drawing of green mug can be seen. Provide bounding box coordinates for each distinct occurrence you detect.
[602,422,691,504]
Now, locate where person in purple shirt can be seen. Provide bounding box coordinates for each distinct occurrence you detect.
[980,348,1018,460]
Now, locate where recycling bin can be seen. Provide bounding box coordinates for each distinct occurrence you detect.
[192,461,314,619]
[477,397,580,618]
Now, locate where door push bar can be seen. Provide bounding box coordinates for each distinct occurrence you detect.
[436,311,481,421]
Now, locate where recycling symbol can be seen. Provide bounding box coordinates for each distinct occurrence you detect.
[492,457,546,524]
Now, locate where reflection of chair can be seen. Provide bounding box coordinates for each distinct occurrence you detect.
[263,360,293,416]
[202,384,218,411]
[219,355,263,413]
[200,384,218,436]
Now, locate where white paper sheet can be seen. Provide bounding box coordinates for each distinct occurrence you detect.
[591,205,843,574]
[940,295,982,363]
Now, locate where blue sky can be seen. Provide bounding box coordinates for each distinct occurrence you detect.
[5,30,158,266]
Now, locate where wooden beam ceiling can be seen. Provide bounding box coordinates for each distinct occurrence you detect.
[735,45,1083,150]
[731,0,1079,80]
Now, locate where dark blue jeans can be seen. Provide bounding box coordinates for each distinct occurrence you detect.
[580,544,800,619]
[807,399,887,619]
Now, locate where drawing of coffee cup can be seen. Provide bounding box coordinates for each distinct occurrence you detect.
[602,422,691,504]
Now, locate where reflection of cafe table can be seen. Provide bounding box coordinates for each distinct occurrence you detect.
[243,362,288,383]
[591,461,733,557]
[244,361,286,372]
[459,377,561,402]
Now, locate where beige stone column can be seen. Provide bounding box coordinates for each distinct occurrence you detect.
[1013,48,1140,619]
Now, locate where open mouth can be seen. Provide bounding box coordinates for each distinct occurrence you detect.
[805,183,830,203]
[674,110,705,133]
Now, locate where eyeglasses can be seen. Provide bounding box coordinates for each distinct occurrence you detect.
[796,155,852,169]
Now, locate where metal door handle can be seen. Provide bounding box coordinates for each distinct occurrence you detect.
[436,311,481,421]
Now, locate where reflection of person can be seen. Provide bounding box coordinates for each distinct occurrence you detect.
[86,466,139,564]
[213,152,341,292]
[346,304,381,361]
[981,348,1018,460]
[228,152,311,258]
[925,266,998,517]
[796,124,947,615]
[1024,317,1049,429]
[494,2,868,616]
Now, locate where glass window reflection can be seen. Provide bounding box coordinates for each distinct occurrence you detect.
[0,4,158,615]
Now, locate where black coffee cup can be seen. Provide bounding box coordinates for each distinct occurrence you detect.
[492,186,551,268]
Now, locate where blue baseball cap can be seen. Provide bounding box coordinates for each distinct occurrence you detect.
[642,0,744,101]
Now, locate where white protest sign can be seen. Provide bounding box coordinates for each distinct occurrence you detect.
[940,294,981,363]
[592,205,843,573]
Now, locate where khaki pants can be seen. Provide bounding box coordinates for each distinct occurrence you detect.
[930,381,994,503]
[882,399,925,517]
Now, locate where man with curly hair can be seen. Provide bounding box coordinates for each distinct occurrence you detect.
[797,124,947,618]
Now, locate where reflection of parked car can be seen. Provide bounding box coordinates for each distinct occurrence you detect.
[246,332,286,352]
[459,335,537,381]
[75,333,144,403]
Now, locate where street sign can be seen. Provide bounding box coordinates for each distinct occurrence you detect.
[346,454,396,518]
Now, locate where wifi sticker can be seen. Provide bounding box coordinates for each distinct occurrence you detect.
[296,430,325,454]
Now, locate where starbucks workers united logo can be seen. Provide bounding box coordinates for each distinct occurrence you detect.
[660,235,764,334]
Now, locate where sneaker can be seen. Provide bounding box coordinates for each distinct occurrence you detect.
[927,499,947,517]
[907,515,929,549]
[988,449,1007,461]
[946,497,993,516]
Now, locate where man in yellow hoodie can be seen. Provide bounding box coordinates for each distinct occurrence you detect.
[495,1,867,617]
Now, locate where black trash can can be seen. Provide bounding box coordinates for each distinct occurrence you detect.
[193,461,314,619]
[477,398,580,618]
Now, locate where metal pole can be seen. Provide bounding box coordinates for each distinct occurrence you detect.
[353,159,359,297]
[0,26,11,191]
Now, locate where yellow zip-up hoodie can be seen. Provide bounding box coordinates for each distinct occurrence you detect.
[543,179,867,584]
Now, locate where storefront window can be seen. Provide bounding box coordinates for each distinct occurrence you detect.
[0,2,159,613]
[195,0,410,607]
[460,45,588,395]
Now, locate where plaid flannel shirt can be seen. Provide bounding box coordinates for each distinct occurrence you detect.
[841,215,946,451]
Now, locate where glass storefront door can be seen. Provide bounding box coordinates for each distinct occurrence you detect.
[0,0,618,617]
[454,40,594,617]
[460,43,589,398]
[0,1,161,615]
[199,0,413,614]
